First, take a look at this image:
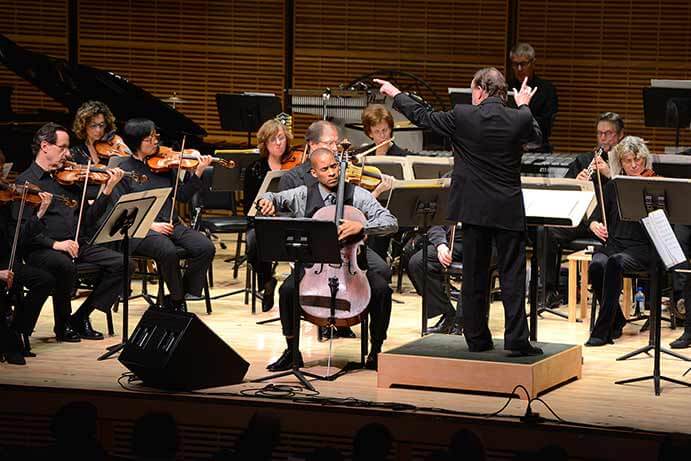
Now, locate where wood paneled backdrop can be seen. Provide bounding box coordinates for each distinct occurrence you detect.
[2,0,691,153]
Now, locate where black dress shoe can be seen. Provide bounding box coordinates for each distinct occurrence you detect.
[365,351,378,370]
[267,348,304,372]
[449,322,463,336]
[584,337,610,347]
[468,343,494,352]
[336,326,356,338]
[20,333,36,357]
[427,314,454,334]
[318,325,333,342]
[507,344,544,357]
[1,350,26,365]
[71,316,104,340]
[262,278,277,313]
[544,289,563,309]
[56,325,81,343]
[670,332,691,349]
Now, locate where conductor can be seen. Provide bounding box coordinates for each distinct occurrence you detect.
[375,68,543,356]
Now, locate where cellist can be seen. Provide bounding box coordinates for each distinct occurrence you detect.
[256,148,398,371]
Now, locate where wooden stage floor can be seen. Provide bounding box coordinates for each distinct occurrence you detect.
[2,258,691,459]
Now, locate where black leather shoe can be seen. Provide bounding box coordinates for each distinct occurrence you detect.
[56,325,81,343]
[267,348,304,372]
[584,337,610,347]
[365,351,379,370]
[670,332,691,349]
[2,350,26,365]
[449,322,463,336]
[71,316,104,340]
[468,343,494,352]
[262,278,277,313]
[336,326,356,338]
[20,334,36,357]
[427,314,454,334]
[508,344,544,357]
[544,289,563,309]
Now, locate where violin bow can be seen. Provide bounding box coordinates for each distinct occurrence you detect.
[168,135,186,226]
[7,181,30,281]
[73,158,92,251]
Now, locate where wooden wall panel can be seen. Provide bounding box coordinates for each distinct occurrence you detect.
[292,0,509,135]
[77,0,286,142]
[0,0,68,114]
[517,0,691,153]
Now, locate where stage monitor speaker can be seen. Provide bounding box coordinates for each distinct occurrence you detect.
[119,309,249,390]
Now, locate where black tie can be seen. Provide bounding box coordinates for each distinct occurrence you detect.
[326,194,336,205]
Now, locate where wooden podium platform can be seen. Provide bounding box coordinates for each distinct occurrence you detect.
[377,335,582,399]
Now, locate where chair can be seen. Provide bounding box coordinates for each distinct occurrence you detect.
[74,262,117,336]
[442,260,500,331]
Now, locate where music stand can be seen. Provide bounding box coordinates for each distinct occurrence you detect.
[95,189,170,361]
[216,93,282,146]
[612,175,691,395]
[251,216,341,391]
[386,179,451,335]
[643,86,691,149]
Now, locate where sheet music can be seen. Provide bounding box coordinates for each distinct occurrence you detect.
[1,162,12,180]
[522,189,595,227]
[641,209,687,269]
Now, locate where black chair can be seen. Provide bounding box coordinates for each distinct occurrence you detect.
[74,262,117,336]
[442,260,500,330]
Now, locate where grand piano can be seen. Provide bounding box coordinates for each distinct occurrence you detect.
[0,34,207,171]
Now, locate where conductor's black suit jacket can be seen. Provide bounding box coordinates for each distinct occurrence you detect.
[393,94,541,232]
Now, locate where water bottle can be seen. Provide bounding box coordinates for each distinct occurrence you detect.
[635,287,645,312]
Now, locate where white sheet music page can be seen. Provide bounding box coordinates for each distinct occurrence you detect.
[641,209,687,269]
[522,189,595,227]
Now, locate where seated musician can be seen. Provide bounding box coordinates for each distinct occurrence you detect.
[585,136,655,347]
[1,165,56,363]
[116,118,215,313]
[361,103,411,157]
[244,118,294,312]
[70,100,125,165]
[13,123,125,343]
[543,112,625,308]
[670,224,691,349]
[407,224,463,334]
[256,148,398,370]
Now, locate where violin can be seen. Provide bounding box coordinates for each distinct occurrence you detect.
[280,144,308,170]
[55,161,147,186]
[146,146,236,173]
[641,168,656,177]
[0,181,77,207]
[344,162,383,191]
[93,134,131,160]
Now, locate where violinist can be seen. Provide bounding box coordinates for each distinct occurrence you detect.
[114,118,215,313]
[244,119,293,312]
[256,148,398,371]
[542,112,626,311]
[12,123,126,343]
[1,162,56,363]
[70,100,121,165]
[585,136,655,347]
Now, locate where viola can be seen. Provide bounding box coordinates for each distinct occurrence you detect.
[0,181,77,207]
[146,146,236,173]
[93,134,131,160]
[55,161,147,186]
[280,145,308,170]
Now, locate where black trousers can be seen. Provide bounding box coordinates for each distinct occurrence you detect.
[407,242,463,319]
[134,224,215,300]
[461,224,530,351]
[25,244,123,334]
[278,266,392,347]
[10,262,56,335]
[246,228,274,287]
[589,249,650,341]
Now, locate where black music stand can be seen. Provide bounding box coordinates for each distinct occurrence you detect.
[216,93,282,146]
[386,181,451,335]
[95,190,169,361]
[643,86,691,149]
[612,176,691,395]
[251,216,341,391]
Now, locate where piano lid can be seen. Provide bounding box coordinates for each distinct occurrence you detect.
[0,34,206,139]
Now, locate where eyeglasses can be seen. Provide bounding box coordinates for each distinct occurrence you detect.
[269,135,287,144]
[143,133,161,144]
[49,142,70,153]
[511,59,533,69]
[88,122,106,130]
[597,130,616,137]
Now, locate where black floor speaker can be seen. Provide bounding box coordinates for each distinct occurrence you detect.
[119,308,249,390]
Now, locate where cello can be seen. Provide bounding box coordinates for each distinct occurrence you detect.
[298,142,371,330]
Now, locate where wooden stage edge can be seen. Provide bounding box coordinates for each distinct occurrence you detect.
[2,259,691,459]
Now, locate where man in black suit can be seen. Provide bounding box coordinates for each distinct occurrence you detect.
[376,68,543,355]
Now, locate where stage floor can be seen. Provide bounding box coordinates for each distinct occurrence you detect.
[2,257,691,458]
